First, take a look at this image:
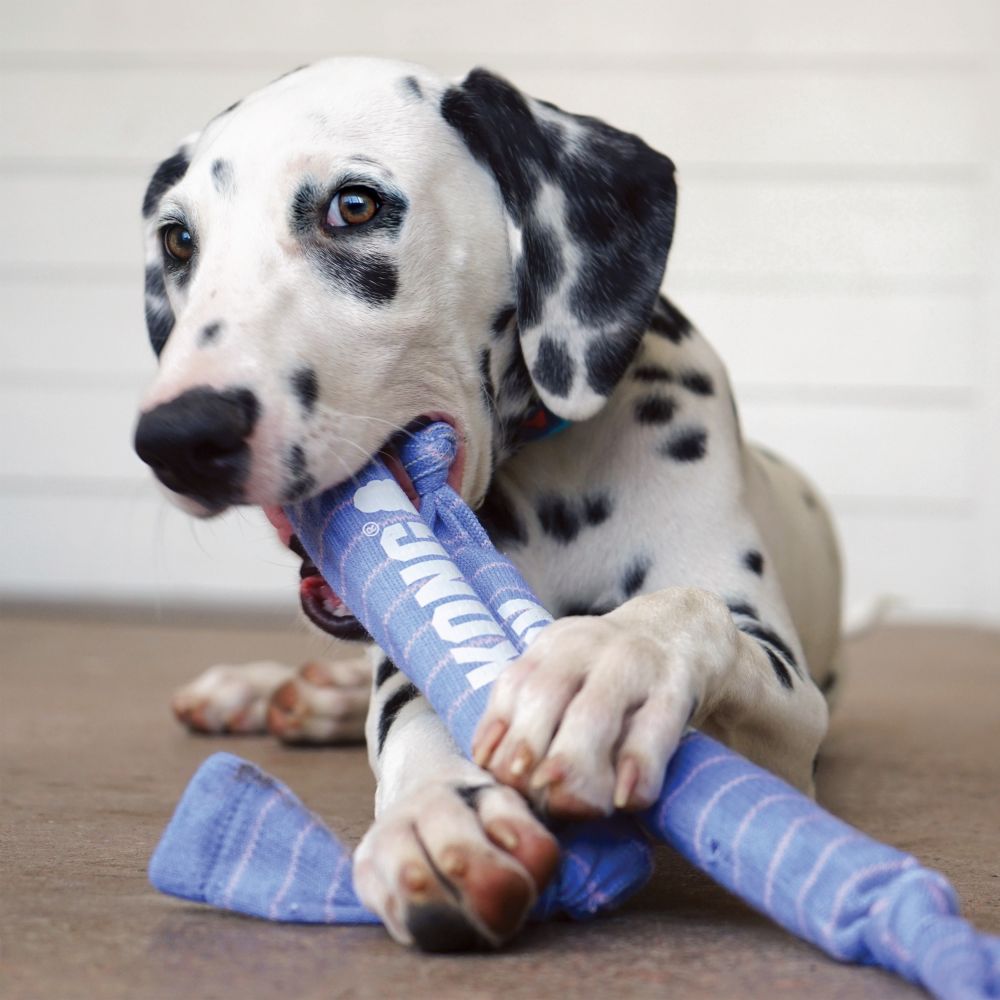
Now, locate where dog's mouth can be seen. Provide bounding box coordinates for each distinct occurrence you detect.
[264,415,465,640]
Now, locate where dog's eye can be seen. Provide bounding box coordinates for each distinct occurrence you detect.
[326,187,380,228]
[162,225,195,263]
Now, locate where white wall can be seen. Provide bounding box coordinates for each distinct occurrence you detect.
[2,0,999,622]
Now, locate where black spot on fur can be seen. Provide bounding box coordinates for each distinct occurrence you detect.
[727,600,759,620]
[662,427,707,462]
[536,495,580,544]
[633,363,674,383]
[310,247,398,305]
[803,490,819,510]
[680,370,714,396]
[739,621,798,673]
[145,303,173,357]
[583,492,612,526]
[291,367,319,413]
[375,658,398,688]
[559,599,617,618]
[649,296,693,343]
[479,348,495,411]
[635,394,676,425]
[377,682,419,753]
[199,321,222,346]
[586,330,643,397]
[535,492,612,545]
[744,549,765,576]
[285,444,316,501]
[440,73,558,225]
[763,647,794,690]
[401,75,423,100]
[517,221,564,329]
[142,150,190,218]
[491,303,516,338]
[820,672,839,697]
[478,483,528,548]
[144,265,173,356]
[622,557,651,598]
[532,336,575,397]
[211,158,234,195]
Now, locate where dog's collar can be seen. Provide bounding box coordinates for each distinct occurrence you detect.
[515,403,571,443]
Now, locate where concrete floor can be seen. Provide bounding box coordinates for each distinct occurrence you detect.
[2,611,998,999]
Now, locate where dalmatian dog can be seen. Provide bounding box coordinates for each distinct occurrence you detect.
[134,58,841,951]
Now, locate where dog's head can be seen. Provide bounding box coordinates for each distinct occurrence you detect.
[133,58,676,628]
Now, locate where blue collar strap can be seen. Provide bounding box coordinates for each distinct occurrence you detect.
[516,403,571,442]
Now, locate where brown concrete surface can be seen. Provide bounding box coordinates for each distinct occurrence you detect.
[2,612,998,1000]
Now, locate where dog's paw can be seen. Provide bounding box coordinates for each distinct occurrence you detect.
[472,611,705,818]
[172,661,295,734]
[353,781,559,951]
[266,658,370,744]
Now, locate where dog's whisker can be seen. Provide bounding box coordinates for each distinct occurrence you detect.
[315,405,427,443]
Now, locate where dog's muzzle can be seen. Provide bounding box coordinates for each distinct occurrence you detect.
[134,386,260,508]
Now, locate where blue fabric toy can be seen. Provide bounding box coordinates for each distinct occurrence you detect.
[150,422,999,999]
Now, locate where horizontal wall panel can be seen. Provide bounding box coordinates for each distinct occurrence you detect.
[0,384,146,482]
[0,173,147,273]
[2,0,993,58]
[672,178,982,281]
[739,401,974,502]
[0,172,983,281]
[834,507,974,619]
[1,277,152,379]
[0,491,300,604]
[1,67,982,168]
[678,289,979,390]
[0,381,976,504]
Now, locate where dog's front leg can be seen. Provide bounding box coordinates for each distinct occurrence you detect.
[352,651,559,951]
[473,587,829,818]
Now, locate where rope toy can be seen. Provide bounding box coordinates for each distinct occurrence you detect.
[150,422,999,998]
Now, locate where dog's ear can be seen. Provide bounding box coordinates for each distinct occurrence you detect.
[140,133,200,357]
[442,69,677,421]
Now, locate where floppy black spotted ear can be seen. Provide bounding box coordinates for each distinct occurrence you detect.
[140,132,200,357]
[441,69,677,421]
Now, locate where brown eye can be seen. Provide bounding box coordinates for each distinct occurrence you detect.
[327,187,380,228]
[162,224,195,262]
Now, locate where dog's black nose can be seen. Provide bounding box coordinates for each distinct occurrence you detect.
[134,387,260,504]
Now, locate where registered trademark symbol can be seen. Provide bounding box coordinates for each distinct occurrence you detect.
[362,521,380,537]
